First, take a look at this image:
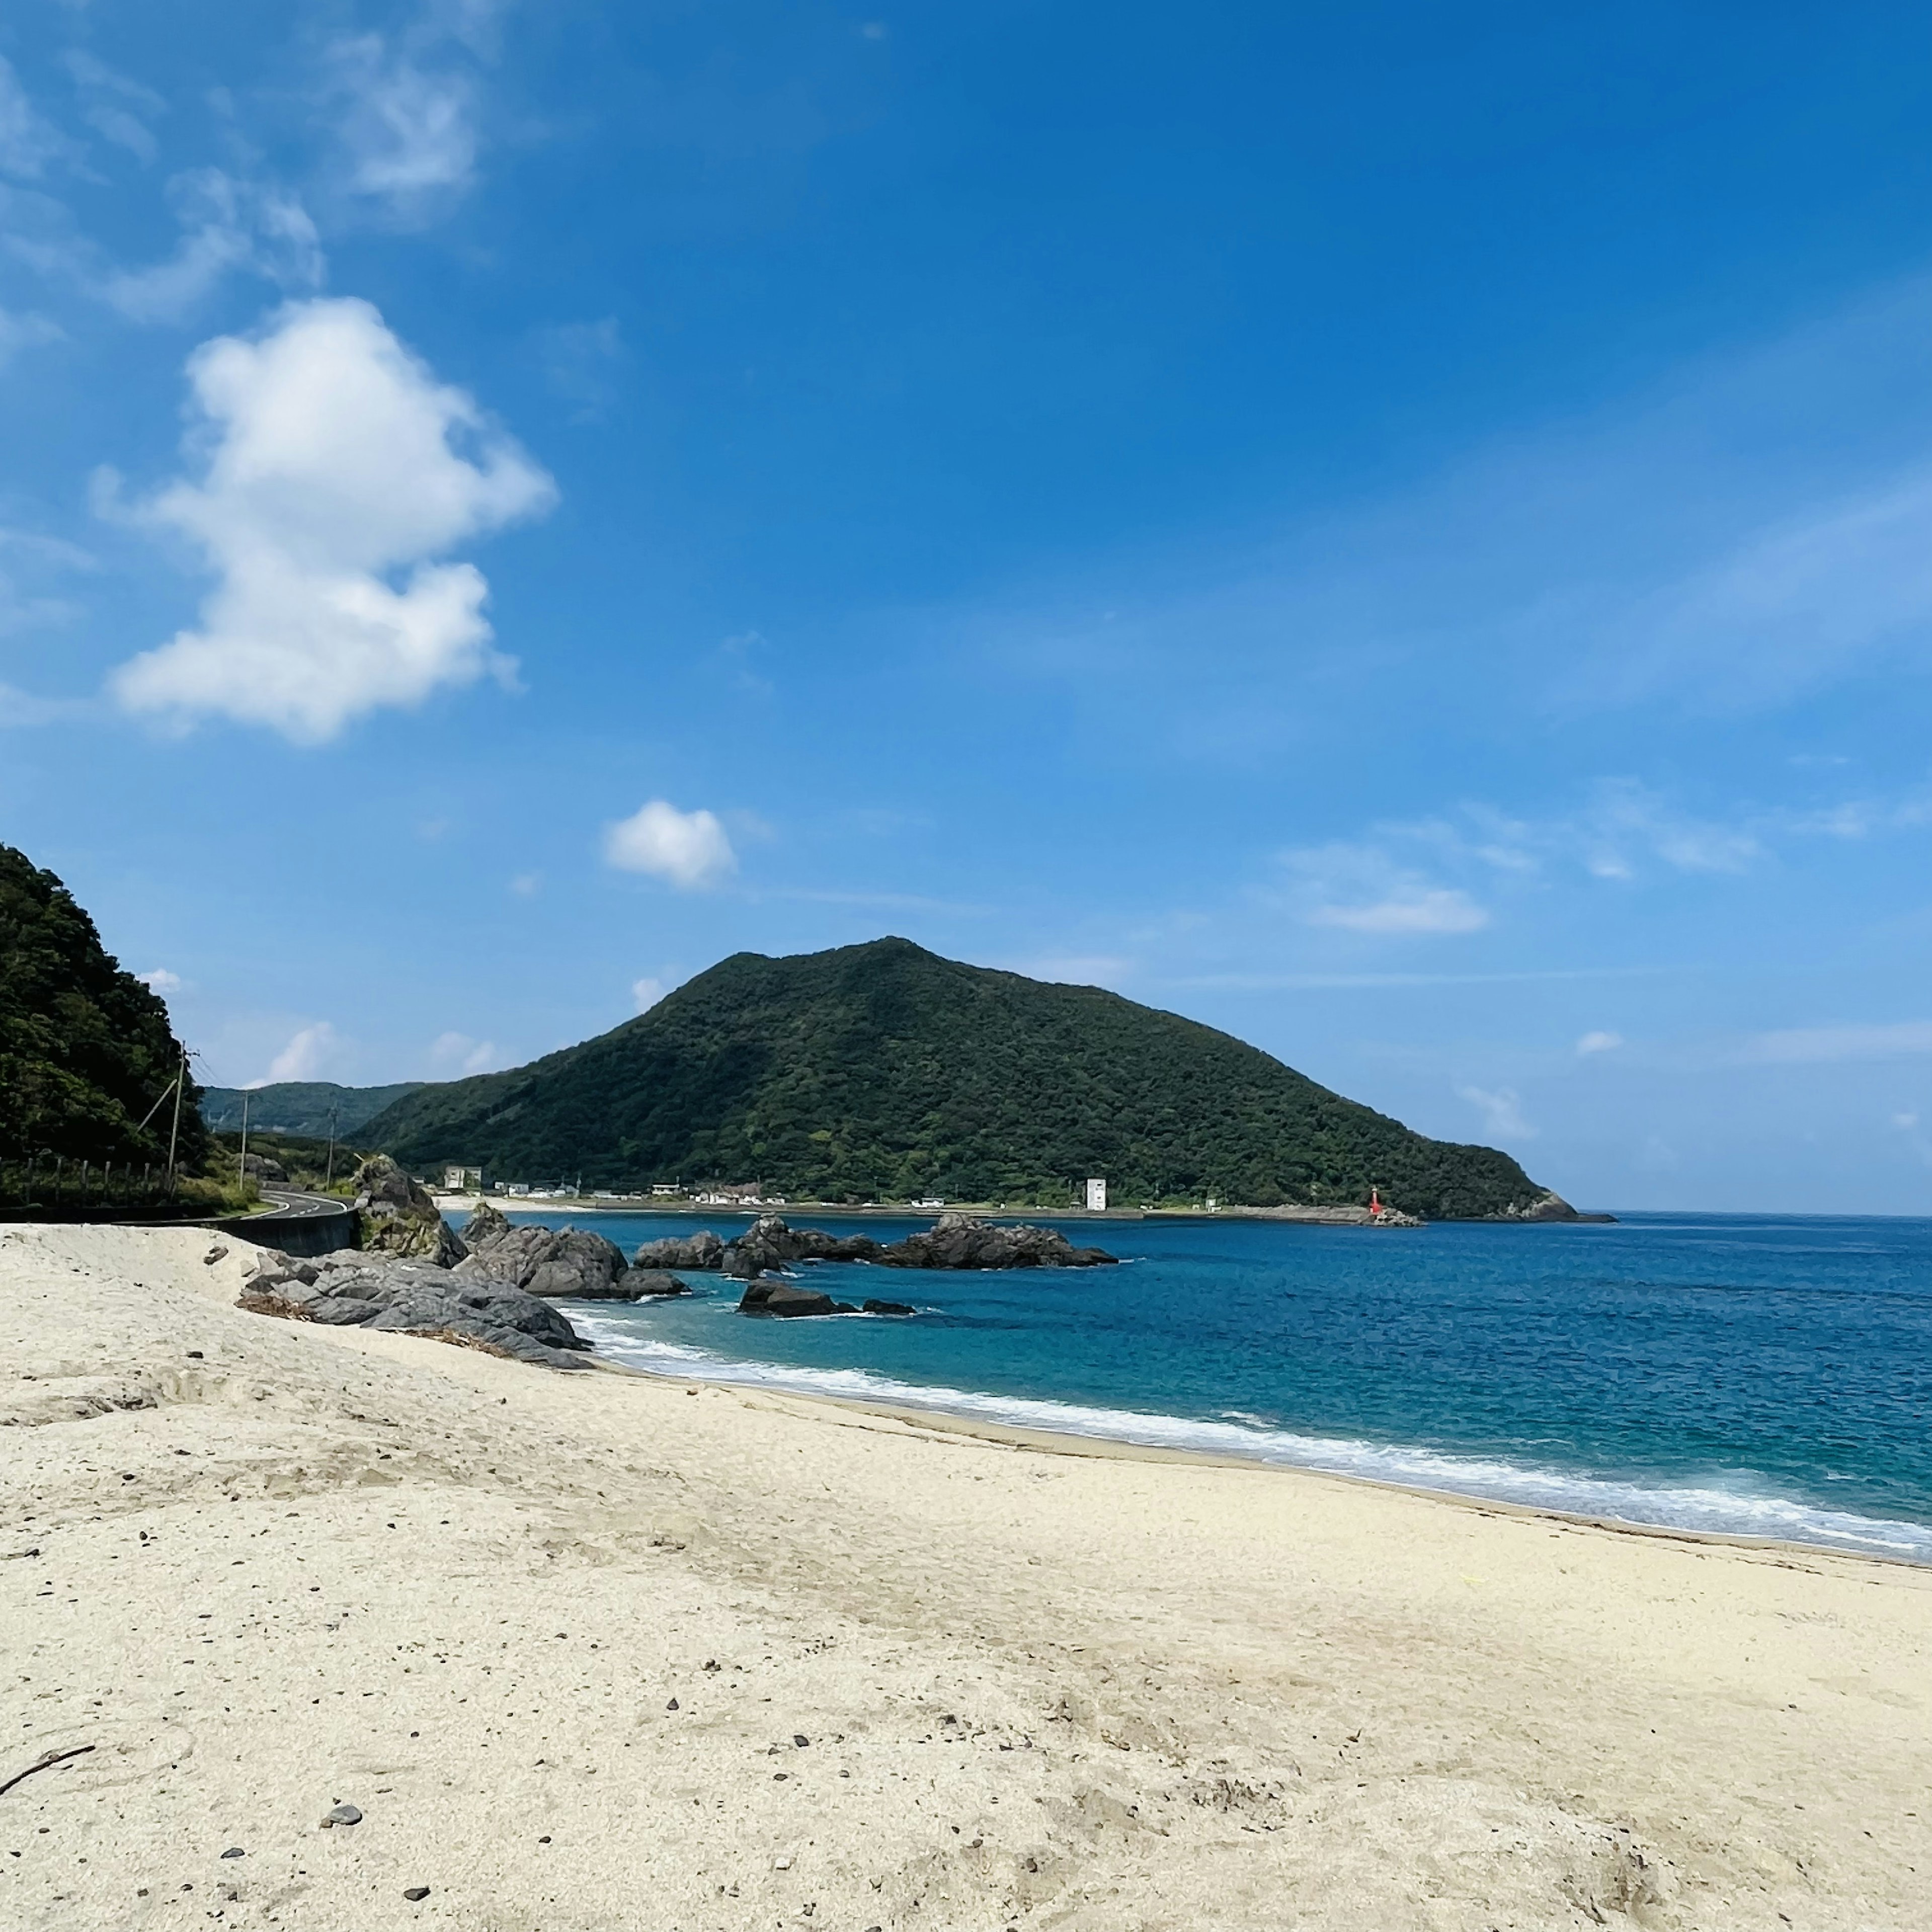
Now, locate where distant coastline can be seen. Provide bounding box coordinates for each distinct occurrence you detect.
[432,1193,1615,1225]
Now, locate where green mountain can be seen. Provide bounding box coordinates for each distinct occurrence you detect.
[199,1081,426,1138]
[0,844,206,1168]
[361,938,1553,1218]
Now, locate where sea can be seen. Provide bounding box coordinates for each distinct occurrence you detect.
[502,1207,1932,1564]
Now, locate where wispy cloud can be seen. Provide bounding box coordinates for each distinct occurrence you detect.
[101,169,324,324]
[1275,841,1489,937]
[429,1029,499,1074]
[110,297,555,742]
[321,3,509,220]
[266,1021,341,1083]
[1458,1084,1536,1142]
[1576,1029,1624,1055]
[1741,1020,1932,1065]
[64,51,167,165]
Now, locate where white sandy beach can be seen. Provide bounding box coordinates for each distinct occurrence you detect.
[3,1221,1928,1931]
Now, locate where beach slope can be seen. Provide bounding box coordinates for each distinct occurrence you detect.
[2,1224,1927,1930]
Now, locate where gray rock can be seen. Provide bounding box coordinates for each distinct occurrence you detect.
[631,1230,726,1271]
[239,1249,591,1369]
[861,1298,916,1316]
[875,1212,1117,1270]
[738,1278,841,1318]
[613,1268,691,1299]
[353,1155,467,1266]
[321,1804,362,1828]
[719,1215,882,1277]
[454,1209,630,1299]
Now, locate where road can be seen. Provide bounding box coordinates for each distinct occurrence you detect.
[255,1186,350,1219]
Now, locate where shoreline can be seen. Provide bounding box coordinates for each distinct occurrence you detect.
[592,1356,1932,1569]
[7,1221,1930,1930]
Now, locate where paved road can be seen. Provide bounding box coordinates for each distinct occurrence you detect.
[255,1187,353,1221]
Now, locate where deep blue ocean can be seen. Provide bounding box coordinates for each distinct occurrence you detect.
[505,1208,1932,1562]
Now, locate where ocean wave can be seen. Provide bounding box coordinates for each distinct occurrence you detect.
[565,1313,1932,1562]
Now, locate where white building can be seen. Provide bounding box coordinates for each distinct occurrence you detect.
[1084,1177,1107,1212]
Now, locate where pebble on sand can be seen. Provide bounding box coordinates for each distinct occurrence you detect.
[404,1886,431,1901]
[321,1804,363,1827]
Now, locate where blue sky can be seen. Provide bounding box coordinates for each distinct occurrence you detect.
[5,2,1932,1212]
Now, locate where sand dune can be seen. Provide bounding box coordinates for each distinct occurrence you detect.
[2,1222,1927,1930]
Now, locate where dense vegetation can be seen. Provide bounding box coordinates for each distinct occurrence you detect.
[0,844,207,1169]
[362,938,1548,1218]
[200,1080,424,1137]
[211,1130,365,1194]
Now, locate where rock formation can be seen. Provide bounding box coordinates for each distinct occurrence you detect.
[237,1249,591,1369]
[630,1230,726,1271]
[456,1201,686,1298]
[352,1155,466,1266]
[720,1214,882,1278]
[738,1278,854,1318]
[875,1212,1117,1270]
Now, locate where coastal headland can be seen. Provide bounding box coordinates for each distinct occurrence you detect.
[4,1222,1926,1930]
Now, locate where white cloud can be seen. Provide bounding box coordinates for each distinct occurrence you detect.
[267,1021,341,1082]
[325,30,481,214]
[1576,1030,1624,1055]
[429,1029,499,1075]
[631,976,670,1013]
[110,297,555,742]
[604,800,737,890]
[1311,888,1488,935]
[136,968,184,994]
[1458,1084,1536,1142]
[1280,840,1490,937]
[1894,1110,1920,1130]
[102,169,325,325]
[1741,1021,1932,1065]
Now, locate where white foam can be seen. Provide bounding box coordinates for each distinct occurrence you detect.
[566,1312,1932,1563]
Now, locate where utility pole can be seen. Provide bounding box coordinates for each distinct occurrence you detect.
[164,1043,187,1194]
[325,1104,339,1190]
[237,1088,251,1197]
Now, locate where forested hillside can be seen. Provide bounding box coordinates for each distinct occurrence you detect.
[362,938,1548,1218]
[0,845,206,1168]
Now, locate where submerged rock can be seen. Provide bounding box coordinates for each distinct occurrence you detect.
[239,1248,591,1368]
[353,1155,466,1267]
[876,1212,1117,1270]
[861,1298,916,1316]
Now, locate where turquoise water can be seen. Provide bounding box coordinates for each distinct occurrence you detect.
[508,1209,1932,1562]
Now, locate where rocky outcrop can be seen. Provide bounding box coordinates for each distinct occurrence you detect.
[238,1249,591,1369]
[720,1215,882,1278]
[353,1155,466,1266]
[861,1298,916,1316]
[454,1203,671,1298]
[614,1268,692,1299]
[631,1230,726,1271]
[1490,1190,1613,1224]
[738,1277,855,1318]
[876,1213,1117,1270]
